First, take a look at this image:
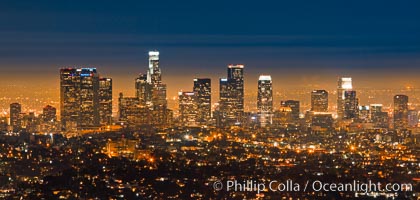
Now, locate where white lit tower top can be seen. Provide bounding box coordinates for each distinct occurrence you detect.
[339,77,352,90]
[148,51,160,84]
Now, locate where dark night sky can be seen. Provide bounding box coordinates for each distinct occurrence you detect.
[0,0,420,100]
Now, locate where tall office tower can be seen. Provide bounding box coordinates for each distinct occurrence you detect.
[99,78,113,125]
[408,110,418,127]
[42,105,57,122]
[227,64,244,121]
[146,51,169,127]
[218,64,244,126]
[281,100,300,122]
[147,51,160,84]
[218,78,229,127]
[178,91,198,126]
[147,51,167,107]
[10,103,21,132]
[337,77,353,119]
[257,75,273,127]
[41,105,57,133]
[60,68,100,131]
[393,95,409,130]
[118,93,150,127]
[135,73,152,106]
[311,90,328,112]
[343,90,358,119]
[193,78,211,124]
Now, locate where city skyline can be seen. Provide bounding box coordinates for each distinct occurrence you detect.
[1,1,419,199]
[1,0,420,109]
[1,57,420,117]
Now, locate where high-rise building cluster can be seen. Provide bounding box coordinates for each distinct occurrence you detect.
[60,68,112,131]
[1,50,418,134]
[178,79,212,126]
[5,103,58,133]
[118,51,172,129]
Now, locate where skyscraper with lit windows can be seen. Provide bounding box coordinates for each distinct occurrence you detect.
[394,94,408,130]
[337,77,353,119]
[99,78,112,125]
[60,68,100,131]
[218,65,244,126]
[227,64,244,119]
[281,100,300,122]
[311,90,328,112]
[343,90,358,119]
[179,91,198,126]
[9,102,21,132]
[135,73,152,106]
[42,105,57,123]
[257,75,273,127]
[148,51,167,107]
[193,78,211,124]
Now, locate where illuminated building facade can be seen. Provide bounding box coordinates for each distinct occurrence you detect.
[343,90,358,120]
[60,68,100,131]
[147,51,169,126]
[272,106,292,127]
[41,105,58,132]
[99,78,112,125]
[42,105,57,123]
[217,78,229,127]
[118,93,150,127]
[311,90,328,112]
[178,91,198,126]
[370,104,389,128]
[193,78,211,124]
[358,105,370,122]
[337,77,353,119]
[116,51,172,129]
[148,51,167,107]
[393,95,408,129]
[9,102,21,132]
[135,73,152,106]
[257,75,273,127]
[218,65,244,126]
[281,100,300,122]
[408,110,418,127]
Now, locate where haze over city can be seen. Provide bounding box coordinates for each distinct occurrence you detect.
[1,0,420,115]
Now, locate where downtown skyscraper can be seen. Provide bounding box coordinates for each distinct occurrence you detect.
[118,51,172,128]
[343,90,358,120]
[60,68,109,131]
[99,78,113,125]
[337,77,353,120]
[148,51,167,107]
[193,78,211,124]
[257,75,273,127]
[9,102,21,132]
[311,90,328,112]
[135,73,152,106]
[178,91,198,126]
[394,94,409,130]
[218,65,244,126]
